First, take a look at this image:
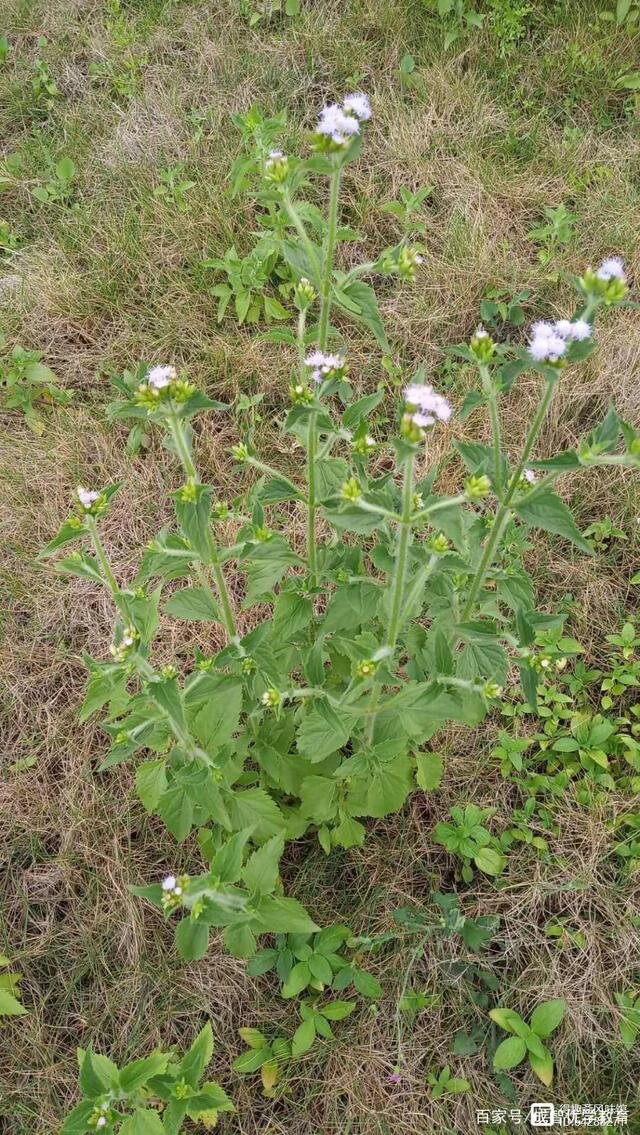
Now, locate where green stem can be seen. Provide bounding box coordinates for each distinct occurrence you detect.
[461,378,557,621]
[480,364,503,497]
[167,407,237,640]
[306,412,318,589]
[318,166,342,350]
[386,453,416,651]
[86,515,120,598]
[297,308,307,383]
[366,453,415,745]
[282,191,323,286]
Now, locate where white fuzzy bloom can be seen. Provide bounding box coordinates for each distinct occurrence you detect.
[305,350,344,383]
[147,364,176,389]
[316,103,360,145]
[96,1120,107,1130]
[343,92,371,121]
[527,321,567,363]
[162,875,177,891]
[523,468,536,483]
[268,149,284,159]
[596,256,625,282]
[404,383,453,424]
[474,323,490,339]
[77,486,99,508]
[554,318,592,341]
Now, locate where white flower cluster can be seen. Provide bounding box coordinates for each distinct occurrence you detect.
[527,318,592,363]
[596,256,626,282]
[162,874,182,896]
[316,92,371,145]
[77,486,99,509]
[404,383,453,427]
[147,364,176,390]
[305,350,345,383]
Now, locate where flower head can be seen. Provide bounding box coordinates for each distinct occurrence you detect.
[554,318,592,341]
[147,364,176,390]
[527,321,567,363]
[77,486,100,509]
[596,256,626,282]
[304,350,347,383]
[343,92,372,121]
[403,383,453,424]
[162,875,177,891]
[316,103,360,146]
[523,468,536,484]
[264,149,289,183]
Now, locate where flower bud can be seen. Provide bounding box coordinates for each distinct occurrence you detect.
[429,532,450,553]
[294,276,317,310]
[289,382,314,405]
[340,476,362,502]
[264,149,290,183]
[231,442,249,463]
[396,245,424,281]
[465,474,492,501]
[261,687,282,708]
[355,658,377,679]
[470,324,495,363]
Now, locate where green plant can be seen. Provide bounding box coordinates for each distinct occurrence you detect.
[487,0,533,56]
[239,0,300,28]
[233,998,355,1095]
[613,990,640,1048]
[41,92,636,999]
[479,286,531,331]
[0,218,20,256]
[31,42,59,111]
[582,515,627,551]
[526,204,577,264]
[601,0,640,26]
[31,156,76,205]
[201,238,291,324]
[425,0,484,49]
[153,164,196,212]
[434,804,508,879]
[489,998,566,1085]
[0,954,27,1019]
[246,923,382,999]
[0,340,71,433]
[61,1022,233,1133]
[426,1064,470,1097]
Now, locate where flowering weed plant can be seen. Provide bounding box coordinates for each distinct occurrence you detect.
[41,92,639,1118]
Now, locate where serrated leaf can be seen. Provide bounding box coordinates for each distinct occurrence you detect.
[242,834,284,894]
[415,751,443,791]
[515,490,593,554]
[175,917,209,961]
[164,586,219,621]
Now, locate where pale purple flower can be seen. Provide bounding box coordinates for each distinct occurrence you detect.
[305,350,345,383]
[77,486,99,508]
[147,364,176,389]
[162,875,177,891]
[554,318,591,341]
[404,383,453,424]
[596,256,626,282]
[316,103,360,145]
[527,321,567,363]
[388,1072,402,1084]
[343,92,371,121]
[523,468,536,483]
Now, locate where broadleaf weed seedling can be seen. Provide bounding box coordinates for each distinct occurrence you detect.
[0,338,72,434]
[41,90,638,1107]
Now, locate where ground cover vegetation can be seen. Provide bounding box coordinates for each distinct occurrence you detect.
[1,2,640,1133]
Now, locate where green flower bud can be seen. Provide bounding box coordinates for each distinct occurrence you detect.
[254,525,273,543]
[465,474,492,501]
[261,687,282,708]
[241,656,256,674]
[289,382,314,405]
[355,658,378,679]
[178,479,197,503]
[231,442,249,463]
[429,532,450,553]
[264,149,290,183]
[340,476,362,502]
[483,681,503,700]
[470,324,495,363]
[396,244,424,281]
[212,500,230,519]
[294,276,317,309]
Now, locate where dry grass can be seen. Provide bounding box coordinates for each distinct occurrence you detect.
[2,0,640,1131]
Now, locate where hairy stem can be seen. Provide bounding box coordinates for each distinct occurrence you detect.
[461,378,557,620]
[479,364,503,497]
[318,166,342,351]
[167,407,237,639]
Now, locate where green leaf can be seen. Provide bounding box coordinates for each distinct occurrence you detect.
[291,1016,316,1056]
[297,701,351,762]
[335,280,389,349]
[281,961,311,998]
[515,490,593,554]
[529,999,566,1038]
[365,750,414,817]
[179,1021,214,1084]
[528,1044,554,1086]
[227,788,285,843]
[186,1080,234,1115]
[60,1101,95,1135]
[473,847,507,876]
[321,999,356,1020]
[135,760,167,813]
[211,828,253,883]
[308,953,333,985]
[120,1109,165,1135]
[489,1008,528,1037]
[119,1052,169,1094]
[242,834,284,894]
[353,969,382,998]
[233,1046,272,1073]
[0,989,27,1015]
[188,675,243,752]
[158,785,194,841]
[273,591,313,640]
[415,752,443,791]
[164,586,219,621]
[255,895,319,935]
[492,1035,527,1070]
[175,917,209,961]
[244,539,302,605]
